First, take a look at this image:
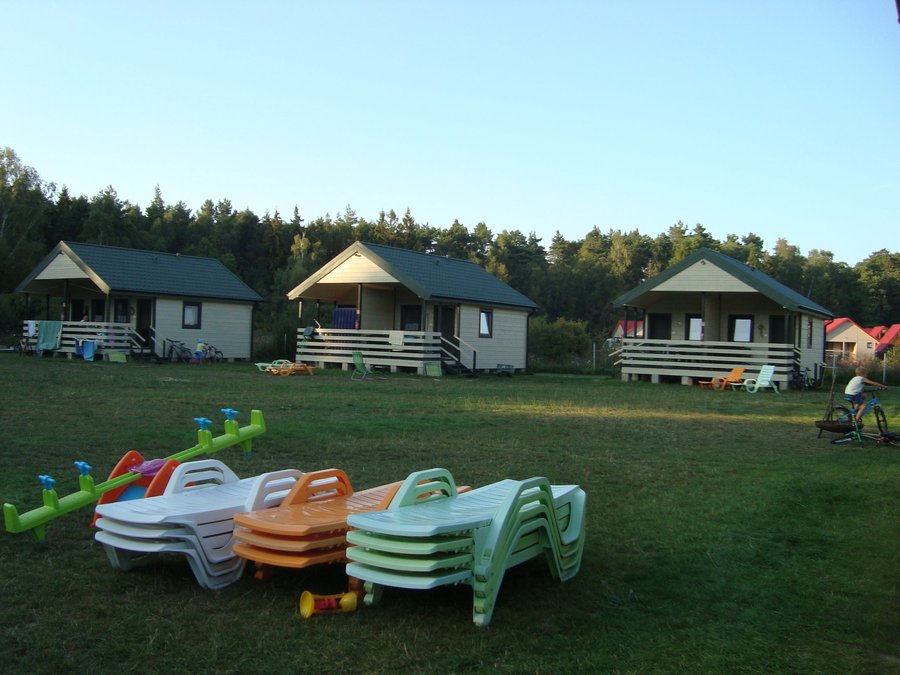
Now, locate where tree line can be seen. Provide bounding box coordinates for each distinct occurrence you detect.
[2,146,898,344]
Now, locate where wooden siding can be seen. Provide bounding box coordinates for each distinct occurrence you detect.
[360,286,393,329]
[459,305,528,369]
[155,298,252,359]
[36,253,89,280]
[825,322,877,361]
[320,255,398,284]
[654,260,755,292]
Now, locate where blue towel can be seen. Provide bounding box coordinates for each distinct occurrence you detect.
[82,340,96,362]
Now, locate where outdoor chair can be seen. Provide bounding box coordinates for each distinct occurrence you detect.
[698,367,745,391]
[232,468,405,579]
[731,364,779,393]
[351,350,377,380]
[94,460,302,589]
[255,359,292,372]
[264,362,314,376]
[345,468,586,627]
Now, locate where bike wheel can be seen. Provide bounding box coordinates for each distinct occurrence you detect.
[168,345,180,363]
[874,406,888,433]
[179,347,192,363]
[213,349,224,363]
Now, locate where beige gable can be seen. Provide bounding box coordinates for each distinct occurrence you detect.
[320,254,398,284]
[36,252,88,280]
[655,260,755,292]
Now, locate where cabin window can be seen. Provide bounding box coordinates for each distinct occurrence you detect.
[114,299,130,324]
[479,309,493,338]
[729,316,753,342]
[400,305,421,330]
[686,315,703,340]
[182,302,202,329]
[807,318,813,348]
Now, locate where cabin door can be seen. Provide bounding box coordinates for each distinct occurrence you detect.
[137,299,153,343]
[433,305,457,345]
[647,313,672,339]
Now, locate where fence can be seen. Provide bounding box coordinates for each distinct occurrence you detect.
[295,328,443,374]
[615,339,798,384]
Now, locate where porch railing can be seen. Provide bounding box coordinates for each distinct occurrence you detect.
[295,328,442,374]
[20,321,146,356]
[614,338,797,384]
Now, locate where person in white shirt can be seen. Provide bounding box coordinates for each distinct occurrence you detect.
[843,366,887,422]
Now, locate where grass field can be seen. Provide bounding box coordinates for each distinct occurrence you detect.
[0,356,897,674]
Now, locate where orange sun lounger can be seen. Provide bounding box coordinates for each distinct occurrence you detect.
[698,367,745,391]
[265,362,315,376]
[232,469,403,577]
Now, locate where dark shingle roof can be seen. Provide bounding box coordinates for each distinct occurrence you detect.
[363,242,538,309]
[17,241,262,302]
[288,241,537,309]
[613,247,833,318]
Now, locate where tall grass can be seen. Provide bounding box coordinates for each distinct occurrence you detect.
[0,356,897,673]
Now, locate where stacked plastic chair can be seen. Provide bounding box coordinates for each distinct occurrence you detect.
[94,460,302,589]
[345,468,586,627]
[231,468,405,579]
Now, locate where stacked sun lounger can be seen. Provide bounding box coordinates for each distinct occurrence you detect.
[231,469,406,578]
[93,460,302,589]
[345,469,586,627]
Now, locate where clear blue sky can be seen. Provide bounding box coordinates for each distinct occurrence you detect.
[4,1,899,266]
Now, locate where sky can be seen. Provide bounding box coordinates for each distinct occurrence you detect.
[3,1,899,266]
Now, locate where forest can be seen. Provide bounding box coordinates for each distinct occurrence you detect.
[2,146,898,358]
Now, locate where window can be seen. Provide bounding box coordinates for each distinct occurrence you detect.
[728,316,753,342]
[400,305,421,331]
[479,309,493,338]
[807,318,813,349]
[182,302,202,329]
[686,314,703,340]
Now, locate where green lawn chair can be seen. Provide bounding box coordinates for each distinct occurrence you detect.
[351,351,375,380]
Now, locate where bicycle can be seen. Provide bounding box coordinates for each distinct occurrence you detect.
[167,340,193,363]
[831,387,896,445]
[789,366,819,391]
[202,343,224,363]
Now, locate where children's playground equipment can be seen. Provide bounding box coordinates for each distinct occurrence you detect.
[3,409,266,542]
[299,590,358,618]
[345,469,586,627]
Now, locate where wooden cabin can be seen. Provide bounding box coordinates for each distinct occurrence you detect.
[286,242,538,374]
[612,248,834,387]
[16,241,262,360]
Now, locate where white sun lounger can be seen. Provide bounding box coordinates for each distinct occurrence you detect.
[93,460,302,589]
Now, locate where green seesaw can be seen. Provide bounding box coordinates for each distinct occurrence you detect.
[3,408,266,542]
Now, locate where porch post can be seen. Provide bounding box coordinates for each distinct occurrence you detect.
[63,280,70,320]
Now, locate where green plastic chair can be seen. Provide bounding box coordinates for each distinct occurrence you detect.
[351,351,375,380]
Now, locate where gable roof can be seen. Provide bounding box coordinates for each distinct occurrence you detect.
[875,324,900,354]
[612,247,833,318]
[825,317,858,335]
[287,241,538,310]
[612,319,644,337]
[16,241,262,302]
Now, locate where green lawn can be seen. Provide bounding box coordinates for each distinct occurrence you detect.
[0,356,897,674]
